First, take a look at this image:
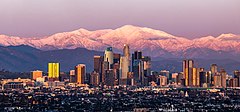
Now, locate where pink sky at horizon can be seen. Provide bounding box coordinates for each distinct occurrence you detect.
[0,0,239,39]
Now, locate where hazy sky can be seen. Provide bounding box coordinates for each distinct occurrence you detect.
[0,0,239,38]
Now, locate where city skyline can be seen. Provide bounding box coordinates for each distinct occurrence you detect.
[0,0,239,38]
[1,43,240,111]
[1,0,240,111]
[1,43,239,88]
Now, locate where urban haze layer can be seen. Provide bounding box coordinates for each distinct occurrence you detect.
[1,44,240,111]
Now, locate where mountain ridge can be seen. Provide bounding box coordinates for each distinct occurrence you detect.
[0,45,239,73]
[0,25,240,58]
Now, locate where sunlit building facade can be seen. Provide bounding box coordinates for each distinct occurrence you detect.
[75,64,86,84]
[183,59,194,86]
[48,63,60,81]
[31,70,43,80]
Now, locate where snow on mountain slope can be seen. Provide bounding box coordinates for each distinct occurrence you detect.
[0,25,240,57]
[0,35,26,46]
[97,25,192,52]
[193,34,240,52]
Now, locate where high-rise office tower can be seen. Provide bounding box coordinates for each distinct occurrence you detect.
[192,68,197,86]
[124,44,131,71]
[101,61,109,84]
[206,71,212,84]
[214,74,222,87]
[120,56,129,85]
[48,63,60,81]
[94,56,103,73]
[123,44,130,59]
[210,64,218,75]
[199,71,207,87]
[104,47,114,68]
[104,69,115,86]
[176,72,184,85]
[31,70,43,80]
[94,55,103,84]
[75,64,86,84]
[132,59,144,85]
[119,44,131,85]
[133,51,142,60]
[90,71,100,86]
[123,44,131,68]
[183,60,194,86]
[142,56,151,77]
[234,70,240,87]
[210,64,217,85]
[132,51,144,85]
[220,69,227,88]
[196,68,201,86]
[69,70,76,83]
[113,63,120,85]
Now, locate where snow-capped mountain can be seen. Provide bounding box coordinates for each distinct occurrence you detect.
[0,25,240,58]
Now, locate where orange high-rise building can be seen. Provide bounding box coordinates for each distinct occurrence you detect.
[75,64,86,84]
[31,70,43,80]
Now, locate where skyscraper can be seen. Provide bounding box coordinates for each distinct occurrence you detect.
[183,60,194,86]
[132,51,144,85]
[192,68,197,86]
[176,72,184,85]
[94,56,103,73]
[101,61,109,84]
[234,70,240,87]
[113,63,120,86]
[120,56,129,85]
[210,64,218,75]
[142,56,151,77]
[133,51,142,60]
[214,74,222,87]
[48,63,60,81]
[104,47,114,68]
[210,64,218,85]
[75,64,86,84]
[69,70,76,83]
[206,71,212,85]
[199,71,207,87]
[119,44,131,85]
[220,69,227,88]
[123,44,130,59]
[104,69,115,86]
[90,71,100,86]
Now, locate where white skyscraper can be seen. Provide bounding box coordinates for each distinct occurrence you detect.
[104,47,114,68]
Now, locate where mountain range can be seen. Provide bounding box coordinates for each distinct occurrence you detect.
[0,25,240,73]
[1,25,240,59]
